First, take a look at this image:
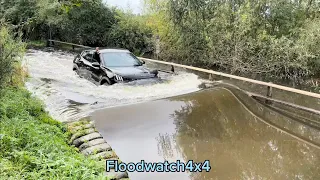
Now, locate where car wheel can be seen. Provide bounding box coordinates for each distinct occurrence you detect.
[73,65,81,77]
[74,68,79,74]
[75,68,83,78]
[100,77,112,86]
[151,70,159,77]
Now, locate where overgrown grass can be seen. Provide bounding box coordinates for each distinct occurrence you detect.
[0,87,106,180]
[26,40,47,48]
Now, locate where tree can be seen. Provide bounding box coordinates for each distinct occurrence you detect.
[143,0,320,80]
[108,12,154,55]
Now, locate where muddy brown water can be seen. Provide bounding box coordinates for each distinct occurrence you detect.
[24,49,320,179]
[93,87,320,180]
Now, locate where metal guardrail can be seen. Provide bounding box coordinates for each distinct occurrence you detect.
[47,39,320,101]
[48,39,91,49]
[138,57,320,99]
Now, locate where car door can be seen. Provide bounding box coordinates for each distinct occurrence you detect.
[80,51,94,80]
[90,53,104,83]
[75,51,87,77]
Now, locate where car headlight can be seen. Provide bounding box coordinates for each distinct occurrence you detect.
[114,74,124,81]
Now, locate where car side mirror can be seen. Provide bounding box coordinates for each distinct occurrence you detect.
[141,60,145,64]
[92,62,100,68]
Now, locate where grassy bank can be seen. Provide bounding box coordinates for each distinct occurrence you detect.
[26,40,47,49]
[0,87,106,179]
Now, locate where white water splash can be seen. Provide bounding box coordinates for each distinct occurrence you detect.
[24,49,202,122]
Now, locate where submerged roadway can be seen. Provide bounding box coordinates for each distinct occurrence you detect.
[25,49,320,180]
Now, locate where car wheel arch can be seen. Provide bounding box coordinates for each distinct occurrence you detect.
[100,77,113,86]
[73,64,79,71]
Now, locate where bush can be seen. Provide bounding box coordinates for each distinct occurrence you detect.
[148,0,320,81]
[297,18,320,76]
[0,24,26,88]
[107,13,154,56]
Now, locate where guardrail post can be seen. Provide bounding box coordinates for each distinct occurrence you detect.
[171,65,175,73]
[266,84,273,105]
[209,74,213,81]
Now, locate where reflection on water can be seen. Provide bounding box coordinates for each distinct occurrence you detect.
[171,88,320,179]
[94,87,320,180]
[157,133,179,161]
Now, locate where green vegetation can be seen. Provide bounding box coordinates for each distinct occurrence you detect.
[143,0,320,81]
[26,40,47,48]
[1,0,319,81]
[0,88,106,179]
[0,0,319,178]
[108,13,154,55]
[0,24,107,179]
[0,24,26,88]
[0,0,154,56]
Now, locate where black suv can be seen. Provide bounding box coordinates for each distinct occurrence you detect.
[73,49,159,85]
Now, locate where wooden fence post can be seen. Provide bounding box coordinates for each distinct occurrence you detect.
[209,74,213,81]
[266,83,273,104]
[171,65,175,73]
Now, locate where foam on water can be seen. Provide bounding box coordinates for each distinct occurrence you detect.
[24,49,203,121]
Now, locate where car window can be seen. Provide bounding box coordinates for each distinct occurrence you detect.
[82,51,94,62]
[102,52,142,67]
[81,51,88,58]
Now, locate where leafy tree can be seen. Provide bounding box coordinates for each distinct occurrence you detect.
[144,0,320,80]
[0,0,39,35]
[57,0,117,46]
[107,12,154,55]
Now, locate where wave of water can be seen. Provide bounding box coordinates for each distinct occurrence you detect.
[24,49,203,122]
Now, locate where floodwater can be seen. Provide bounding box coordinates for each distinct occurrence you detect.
[93,87,320,180]
[24,49,320,179]
[24,49,202,121]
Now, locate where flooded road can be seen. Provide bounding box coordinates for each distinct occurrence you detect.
[93,88,320,180]
[24,49,320,179]
[24,49,202,121]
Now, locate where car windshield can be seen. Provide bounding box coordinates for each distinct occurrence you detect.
[102,52,142,67]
